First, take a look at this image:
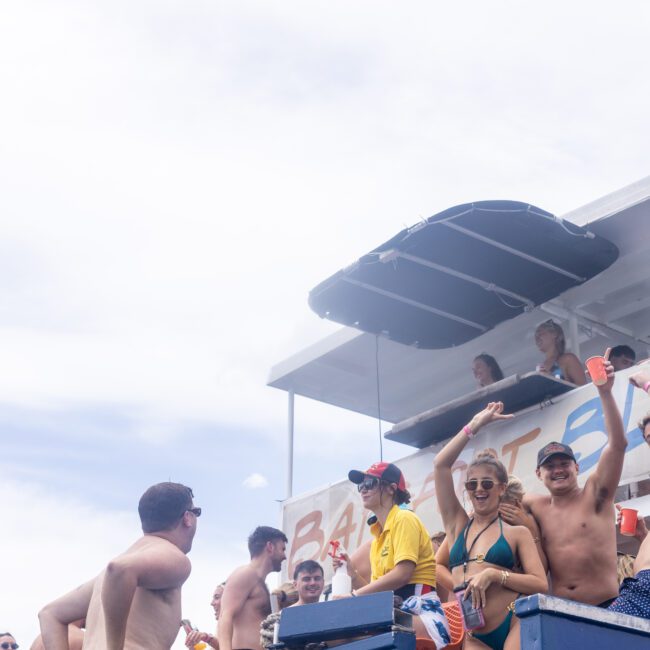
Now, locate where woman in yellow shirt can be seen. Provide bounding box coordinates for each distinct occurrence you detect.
[345,462,450,647]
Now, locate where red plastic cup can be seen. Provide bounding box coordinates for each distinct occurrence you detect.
[586,356,608,386]
[620,508,638,536]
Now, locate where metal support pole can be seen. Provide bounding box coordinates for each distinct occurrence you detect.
[568,313,580,359]
[287,390,294,500]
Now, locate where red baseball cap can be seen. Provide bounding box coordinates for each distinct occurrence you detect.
[348,462,407,492]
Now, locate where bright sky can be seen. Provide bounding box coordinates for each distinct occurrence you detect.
[2,0,650,646]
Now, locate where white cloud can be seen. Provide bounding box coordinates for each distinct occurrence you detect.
[243,473,270,489]
[2,1,650,645]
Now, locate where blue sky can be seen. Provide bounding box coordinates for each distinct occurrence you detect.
[2,0,650,646]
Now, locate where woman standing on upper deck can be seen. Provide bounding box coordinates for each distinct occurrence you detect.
[434,402,548,650]
[534,319,586,385]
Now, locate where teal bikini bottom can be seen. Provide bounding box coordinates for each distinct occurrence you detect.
[469,608,513,650]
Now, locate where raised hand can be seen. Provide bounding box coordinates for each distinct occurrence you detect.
[185,630,210,648]
[499,501,535,529]
[629,370,650,391]
[469,402,514,434]
[616,504,648,542]
[594,348,616,393]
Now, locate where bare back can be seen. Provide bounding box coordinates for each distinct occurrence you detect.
[528,489,619,605]
[84,537,188,649]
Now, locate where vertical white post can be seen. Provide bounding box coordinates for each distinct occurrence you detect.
[568,313,580,359]
[287,390,294,500]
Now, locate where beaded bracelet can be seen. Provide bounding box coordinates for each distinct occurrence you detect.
[463,424,475,438]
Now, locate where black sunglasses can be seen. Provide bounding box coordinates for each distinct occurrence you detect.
[1,643,19,650]
[187,507,202,517]
[357,477,381,492]
[464,479,498,492]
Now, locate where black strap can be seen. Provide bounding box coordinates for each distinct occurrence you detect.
[461,516,499,582]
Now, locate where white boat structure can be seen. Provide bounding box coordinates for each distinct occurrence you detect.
[268,176,650,647]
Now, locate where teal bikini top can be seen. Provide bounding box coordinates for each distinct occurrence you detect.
[449,516,515,571]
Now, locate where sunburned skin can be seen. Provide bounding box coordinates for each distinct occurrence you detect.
[38,483,198,650]
[526,463,619,605]
[522,354,626,606]
[83,537,191,650]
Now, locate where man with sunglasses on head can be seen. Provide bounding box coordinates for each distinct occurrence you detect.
[218,526,288,650]
[38,482,200,650]
[504,353,627,608]
[0,632,19,650]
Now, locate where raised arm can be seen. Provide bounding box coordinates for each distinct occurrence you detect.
[217,568,255,650]
[39,579,94,650]
[587,352,627,500]
[102,544,191,650]
[434,402,512,538]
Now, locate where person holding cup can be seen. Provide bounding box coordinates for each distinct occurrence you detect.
[605,372,650,618]
[513,354,627,608]
[434,403,548,650]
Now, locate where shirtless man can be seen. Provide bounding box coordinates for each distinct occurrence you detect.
[509,355,627,606]
[291,560,324,606]
[38,482,199,649]
[218,526,287,650]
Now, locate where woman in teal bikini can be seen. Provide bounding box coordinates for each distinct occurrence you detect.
[434,402,547,650]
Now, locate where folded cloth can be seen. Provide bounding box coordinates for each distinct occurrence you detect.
[401,590,451,649]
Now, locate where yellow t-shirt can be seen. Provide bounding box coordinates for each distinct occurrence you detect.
[369,505,436,587]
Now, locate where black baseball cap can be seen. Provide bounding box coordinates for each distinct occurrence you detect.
[536,442,577,468]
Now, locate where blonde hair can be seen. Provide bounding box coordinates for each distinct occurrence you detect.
[535,320,566,355]
[503,475,525,505]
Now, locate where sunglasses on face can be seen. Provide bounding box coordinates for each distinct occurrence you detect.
[1,643,19,650]
[357,477,381,492]
[188,507,202,517]
[464,479,498,491]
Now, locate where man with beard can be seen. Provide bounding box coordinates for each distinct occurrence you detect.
[509,355,627,607]
[291,560,324,606]
[218,527,287,650]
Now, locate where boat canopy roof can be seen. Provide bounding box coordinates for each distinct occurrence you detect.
[269,177,650,426]
[308,200,618,349]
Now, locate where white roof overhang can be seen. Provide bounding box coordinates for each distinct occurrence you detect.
[268,176,650,425]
